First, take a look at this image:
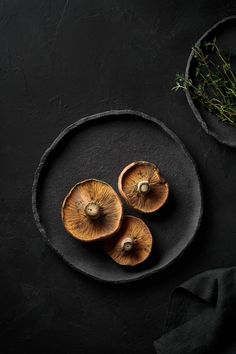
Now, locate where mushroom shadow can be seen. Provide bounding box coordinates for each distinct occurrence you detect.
[142,188,176,224]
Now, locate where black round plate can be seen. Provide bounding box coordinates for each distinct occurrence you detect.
[32,110,202,283]
[185,16,236,148]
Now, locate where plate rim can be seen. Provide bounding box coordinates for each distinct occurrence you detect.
[32,109,203,283]
[185,15,236,148]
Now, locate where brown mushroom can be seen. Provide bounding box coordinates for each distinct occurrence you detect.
[103,215,153,266]
[62,179,123,242]
[118,161,169,213]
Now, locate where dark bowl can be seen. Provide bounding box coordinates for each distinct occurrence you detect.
[185,16,236,148]
[32,110,202,283]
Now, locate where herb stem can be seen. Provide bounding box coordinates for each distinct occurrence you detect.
[173,40,236,127]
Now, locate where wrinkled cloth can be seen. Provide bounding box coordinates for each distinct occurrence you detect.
[154,267,236,354]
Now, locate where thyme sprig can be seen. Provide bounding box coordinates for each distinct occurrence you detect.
[173,38,236,127]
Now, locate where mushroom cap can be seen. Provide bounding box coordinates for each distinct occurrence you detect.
[118,161,169,213]
[62,179,123,242]
[103,215,153,266]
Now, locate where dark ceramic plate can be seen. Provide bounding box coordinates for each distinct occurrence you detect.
[32,110,202,283]
[186,16,236,148]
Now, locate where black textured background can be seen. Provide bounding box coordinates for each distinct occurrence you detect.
[1,1,236,353]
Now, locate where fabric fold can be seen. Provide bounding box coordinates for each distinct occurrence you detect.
[154,267,236,354]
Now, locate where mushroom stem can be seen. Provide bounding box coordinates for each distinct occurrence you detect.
[85,202,101,219]
[137,180,150,194]
[121,237,133,252]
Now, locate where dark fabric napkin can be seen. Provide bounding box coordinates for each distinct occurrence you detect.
[154,267,236,354]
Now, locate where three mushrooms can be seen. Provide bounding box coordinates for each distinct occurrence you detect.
[62,161,169,266]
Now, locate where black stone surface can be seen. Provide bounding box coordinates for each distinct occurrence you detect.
[186,16,236,147]
[32,110,202,282]
[1,1,236,353]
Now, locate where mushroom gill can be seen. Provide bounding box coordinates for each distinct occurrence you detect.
[62,179,123,242]
[118,161,169,213]
[103,215,153,266]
